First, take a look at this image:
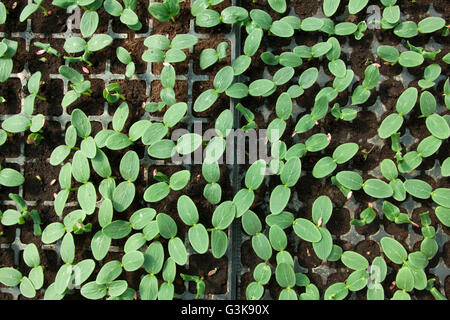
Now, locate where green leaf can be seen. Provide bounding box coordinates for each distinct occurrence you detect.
[193,89,219,112]
[323,0,340,17]
[396,87,418,115]
[80,10,99,38]
[377,45,399,63]
[269,185,291,215]
[122,251,144,272]
[396,267,414,291]
[280,158,301,187]
[324,282,348,300]
[305,133,329,152]
[249,79,275,97]
[168,237,187,265]
[0,268,22,287]
[399,51,424,68]
[144,182,170,202]
[87,34,113,52]
[91,231,111,261]
[177,195,199,226]
[312,195,333,225]
[148,139,175,159]
[212,201,236,230]
[404,179,432,199]
[20,276,36,298]
[41,222,65,244]
[23,244,40,268]
[432,189,450,208]
[312,157,337,178]
[418,17,445,34]
[96,260,122,285]
[312,227,333,260]
[103,220,131,239]
[211,229,228,259]
[381,237,407,264]
[378,113,403,139]
[188,224,209,254]
[293,218,322,242]
[169,170,190,191]
[81,281,107,300]
[60,232,75,264]
[341,251,369,270]
[363,179,393,198]
[233,188,254,218]
[157,213,177,239]
[426,114,450,140]
[252,233,272,260]
[333,143,359,164]
[176,133,202,155]
[2,115,30,133]
[144,242,164,274]
[242,210,262,236]
[336,171,363,191]
[0,168,25,187]
[269,225,287,251]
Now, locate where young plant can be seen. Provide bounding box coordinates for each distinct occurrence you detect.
[324,250,370,300]
[352,63,380,105]
[377,46,425,68]
[382,200,416,226]
[312,142,359,179]
[196,6,248,29]
[24,71,46,116]
[0,38,17,82]
[1,113,46,145]
[63,34,114,66]
[104,0,142,31]
[0,193,42,235]
[116,46,135,78]
[419,211,439,261]
[380,236,430,300]
[143,169,191,203]
[103,83,126,104]
[148,0,182,23]
[52,0,104,36]
[380,158,406,201]
[191,0,224,16]
[142,34,198,64]
[202,161,222,205]
[407,41,441,60]
[378,87,418,139]
[236,103,258,132]
[381,0,400,25]
[350,205,376,227]
[194,66,235,113]
[330,103,357,122]
[418,64,441,90]
[200,41,229,70]
[180,274,206,299]
[19,0,48,22]
[34,41,61,57]
[0,266,39,298]
[59,65,92,108]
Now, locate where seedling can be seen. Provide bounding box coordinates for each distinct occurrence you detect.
[418,64,441,90]
[407,41,441,60]
[196,6,249,29]
[191,0,224,17]
[0,193,41,235]
[19,0,48,22]
[352,64,380,105]
[142,34,198,64]
[180,274,205,299]
[312,142,359,179]
[0,38,17,82]
[24,71,46,116]
[350,205,377,227]
[200,41,229,70]
[103,83,126,104]
[148,0,182,23]
[380,236,430,300]
[59,65,92,108]
[34,41,61,57]
[116,46,135,78]
[63,34,113,66]
[236,103,258,132]
[104,0,142,31]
